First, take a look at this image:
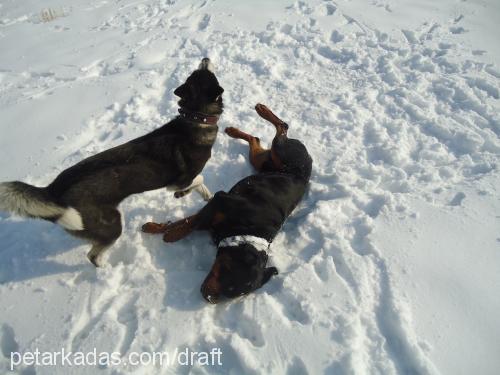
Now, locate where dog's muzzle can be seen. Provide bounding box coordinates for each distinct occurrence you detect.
[201,280,220,304]
[198,57,214,72]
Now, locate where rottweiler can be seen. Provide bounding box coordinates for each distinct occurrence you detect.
[142,103,312,303]
[0,58,224,266]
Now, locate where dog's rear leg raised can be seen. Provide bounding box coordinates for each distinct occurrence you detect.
[225,127,270,172]
[255,103,289,137]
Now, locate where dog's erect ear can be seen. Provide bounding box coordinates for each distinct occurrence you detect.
[261,267,278,287]
[174,83,188,98]
[174,83,199,99]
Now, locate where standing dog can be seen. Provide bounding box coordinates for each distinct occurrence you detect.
[0,58,224,266]
[142,104,312,303]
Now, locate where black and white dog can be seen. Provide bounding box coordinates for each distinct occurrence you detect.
[0,58,224,266]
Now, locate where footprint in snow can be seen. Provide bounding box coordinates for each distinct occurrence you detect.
[0,324,19,358]
[198,14,210,31]
[287,356,308,374]
[449,192,466,206]
[449,26,467,34]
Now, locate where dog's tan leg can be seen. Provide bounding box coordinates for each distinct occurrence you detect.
[142,215,198,242]
[224,127,254,142]
[248,138,271,172]
[225,104,289,172]
[225,127,271,172]
[254,103,289,170]
[255,103,289,137]
[141,221,172,234]
[161,215,198,242]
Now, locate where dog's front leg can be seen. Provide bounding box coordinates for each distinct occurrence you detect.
[162,215,198,242]
[173,175,213,201]
[142,194,221,241]
[143,212,209,242]
[141,221,171,234]
[142,215,196,242]
[193,183,212,201]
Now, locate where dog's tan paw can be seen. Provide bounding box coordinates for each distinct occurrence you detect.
[224,127,241,138]
[142,222,170,234]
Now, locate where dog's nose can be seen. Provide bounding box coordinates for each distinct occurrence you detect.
[198,57,214,72]
[201,280,220,304]
[203,293,219,304]
[201,287,220,304]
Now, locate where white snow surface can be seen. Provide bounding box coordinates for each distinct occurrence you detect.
[0,0,499,374]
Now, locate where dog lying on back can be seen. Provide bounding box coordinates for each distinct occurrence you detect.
[142,103,312,303]
[0,58,224,267]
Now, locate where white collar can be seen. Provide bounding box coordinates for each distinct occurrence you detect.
[218,235,270,252]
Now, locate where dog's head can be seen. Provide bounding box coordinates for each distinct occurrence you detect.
[200,244,278,304]
[174,58,224,115]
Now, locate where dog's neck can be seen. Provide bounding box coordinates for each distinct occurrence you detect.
[218,235,270,252]
[178,108,220,126]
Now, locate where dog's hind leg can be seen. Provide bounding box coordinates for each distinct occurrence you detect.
[225,127,270,172]
[87,242,114,267]
[78,206,122,267]
[255,103,289,137]
[224,127,254,143]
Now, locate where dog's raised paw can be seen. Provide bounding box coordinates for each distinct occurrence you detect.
[224,127,240,138]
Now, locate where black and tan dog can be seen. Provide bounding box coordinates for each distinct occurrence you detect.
[0,58,224,266]
[142,103,312,303]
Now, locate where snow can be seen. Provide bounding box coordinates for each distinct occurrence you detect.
[373,173,500,375]
[0,0,499,374]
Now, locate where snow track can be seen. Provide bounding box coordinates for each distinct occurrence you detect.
[0,0,498,374]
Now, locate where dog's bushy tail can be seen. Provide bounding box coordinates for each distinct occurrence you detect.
[0,181,84,231]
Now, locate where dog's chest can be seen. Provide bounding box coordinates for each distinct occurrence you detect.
[189,123,218,146]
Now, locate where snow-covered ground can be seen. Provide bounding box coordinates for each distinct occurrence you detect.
[0,0,499,374]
